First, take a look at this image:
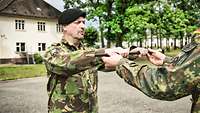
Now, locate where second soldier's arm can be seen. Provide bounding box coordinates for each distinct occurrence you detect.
[116,46,200,101]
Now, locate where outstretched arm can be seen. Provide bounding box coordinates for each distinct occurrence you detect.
[43,46,131,76]
[103,48,200,101]
[43,46,105,76]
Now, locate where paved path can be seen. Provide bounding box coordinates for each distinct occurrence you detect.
[0,77,48,113]
[0,72,191,113]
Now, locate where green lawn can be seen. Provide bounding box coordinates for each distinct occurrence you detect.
[0,64,47,80]
[165,49,181,57]
[0,49,180,81]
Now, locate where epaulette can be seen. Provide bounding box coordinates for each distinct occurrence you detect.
[181,42,197,53]
[172,42,198,65]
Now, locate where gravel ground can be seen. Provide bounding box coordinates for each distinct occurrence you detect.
[0,71,192,113]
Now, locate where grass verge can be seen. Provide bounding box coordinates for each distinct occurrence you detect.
[165,49,181,57]
[0,49,180,81]
[0,64,46,80]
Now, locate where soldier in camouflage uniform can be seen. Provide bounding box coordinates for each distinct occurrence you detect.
[102,30,200,113]
[43,8,122,113]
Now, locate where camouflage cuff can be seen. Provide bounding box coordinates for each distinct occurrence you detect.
[94,48,105,55]
[116,58,132,79]
[118,58,130,66]
[163,56,173,64]
[94,48,106,69]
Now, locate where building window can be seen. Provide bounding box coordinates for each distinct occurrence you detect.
[38,43,46,51]
[37,22,45,31]
[16,42,25,52]
[15,20,25,30]
[56,24,63,32]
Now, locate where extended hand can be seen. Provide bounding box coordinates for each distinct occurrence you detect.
[105,47,129,57]
[147,48,166,66]
[129,47,148,58]
[102,52,123,70]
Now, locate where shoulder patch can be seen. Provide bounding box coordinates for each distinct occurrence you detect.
[182,42,197,53]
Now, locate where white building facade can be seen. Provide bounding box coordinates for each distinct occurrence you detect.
[0,0,62,64]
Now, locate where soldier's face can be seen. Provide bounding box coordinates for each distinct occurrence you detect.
[63,17,86,40]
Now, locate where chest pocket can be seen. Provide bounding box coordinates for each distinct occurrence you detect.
[173,42,198,65]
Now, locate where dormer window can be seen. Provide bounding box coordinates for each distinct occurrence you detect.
[12,8,16,13]
[36,7,42,11]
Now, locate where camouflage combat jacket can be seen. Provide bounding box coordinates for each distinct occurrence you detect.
[116,42,200,113]
[43,39,104,113]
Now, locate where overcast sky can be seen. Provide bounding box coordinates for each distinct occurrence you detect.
[44,0,65,11]
[44,0,99,28]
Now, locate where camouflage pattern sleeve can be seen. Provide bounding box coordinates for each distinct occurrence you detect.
[43,45,104,76]
[116,46,200,101]
[163,56,173,64]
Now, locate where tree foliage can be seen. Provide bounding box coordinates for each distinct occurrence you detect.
[83,27,99,47]
[62,0,200,48]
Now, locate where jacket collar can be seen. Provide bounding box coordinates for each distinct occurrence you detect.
[61,38,83,50]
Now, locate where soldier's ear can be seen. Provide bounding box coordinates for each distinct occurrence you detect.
[63,27,67,31]
[63,26,67,31]
[63,28,67,31]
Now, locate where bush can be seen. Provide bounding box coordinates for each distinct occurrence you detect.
[84,27,99,47]
[34,53,43,64]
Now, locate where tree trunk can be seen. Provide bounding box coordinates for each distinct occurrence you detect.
[144,29,147,48]
[160,37,162,49]
[150,28,153,48]
[115,0,128,47]
[106,33,111,48]
[159,29,162,48]
[156,29,160,48]
[116,33,123,47]
[185,36,187,45]
[180,38,183,48]
[139,39,142,47]
[166,38,170,51]
[99,18,105,48]
[157,36,159,48]
[173,38,177,49]
[180,32,183,48]
[105,0,113,48]
[137,41,139,47]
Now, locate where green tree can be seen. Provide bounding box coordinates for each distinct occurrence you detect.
[83,27,99,47]
[62,0,200,49]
